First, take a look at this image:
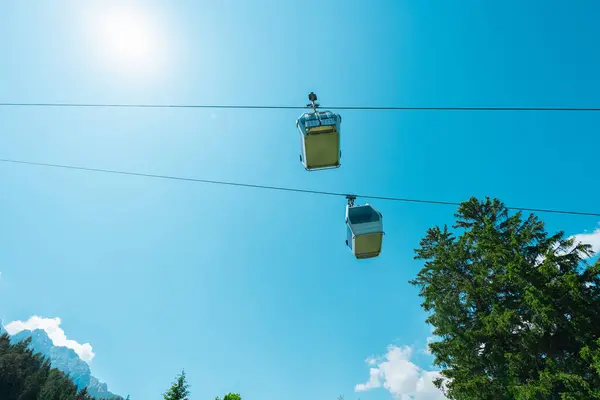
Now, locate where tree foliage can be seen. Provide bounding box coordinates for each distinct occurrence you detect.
[410,197,600,399]
[163,370,191,400]
[0,333,95,400]
[216,393,242,400]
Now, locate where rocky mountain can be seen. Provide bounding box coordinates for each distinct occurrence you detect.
[7,328,122,400]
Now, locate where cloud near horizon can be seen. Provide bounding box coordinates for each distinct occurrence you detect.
[4,316,95,363]
[355,345,447,400]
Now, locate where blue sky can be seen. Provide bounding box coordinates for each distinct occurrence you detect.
[1,0,600,399]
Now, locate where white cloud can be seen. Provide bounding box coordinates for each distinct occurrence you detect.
[571,225,600,258]
[366,356,379,365]
[355,368,383,391]
[4,316,95,363]
[355,345,448,400]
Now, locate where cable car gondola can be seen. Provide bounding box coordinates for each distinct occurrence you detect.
[345,196,384,259]
[296,92,342,171]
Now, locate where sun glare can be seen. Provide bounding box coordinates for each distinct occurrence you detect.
[81,3,172,82]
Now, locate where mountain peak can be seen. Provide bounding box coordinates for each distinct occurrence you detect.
[13,329,55,354]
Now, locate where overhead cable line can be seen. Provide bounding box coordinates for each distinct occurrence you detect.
[1,102,600,112]
[1,158,599,217]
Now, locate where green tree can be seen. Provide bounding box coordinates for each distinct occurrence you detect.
[410,197,600,399]
[0,332,95,400]
[222,393,242,400]
[163,370,190,400]
[38,368,79,399]
[216,393,242,400]
[76,387,91,400]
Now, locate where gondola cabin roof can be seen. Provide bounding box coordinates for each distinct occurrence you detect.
[296,111,342,134]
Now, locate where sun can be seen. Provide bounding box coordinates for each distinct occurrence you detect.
[101,11,156,66]
[80,3,171,82]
